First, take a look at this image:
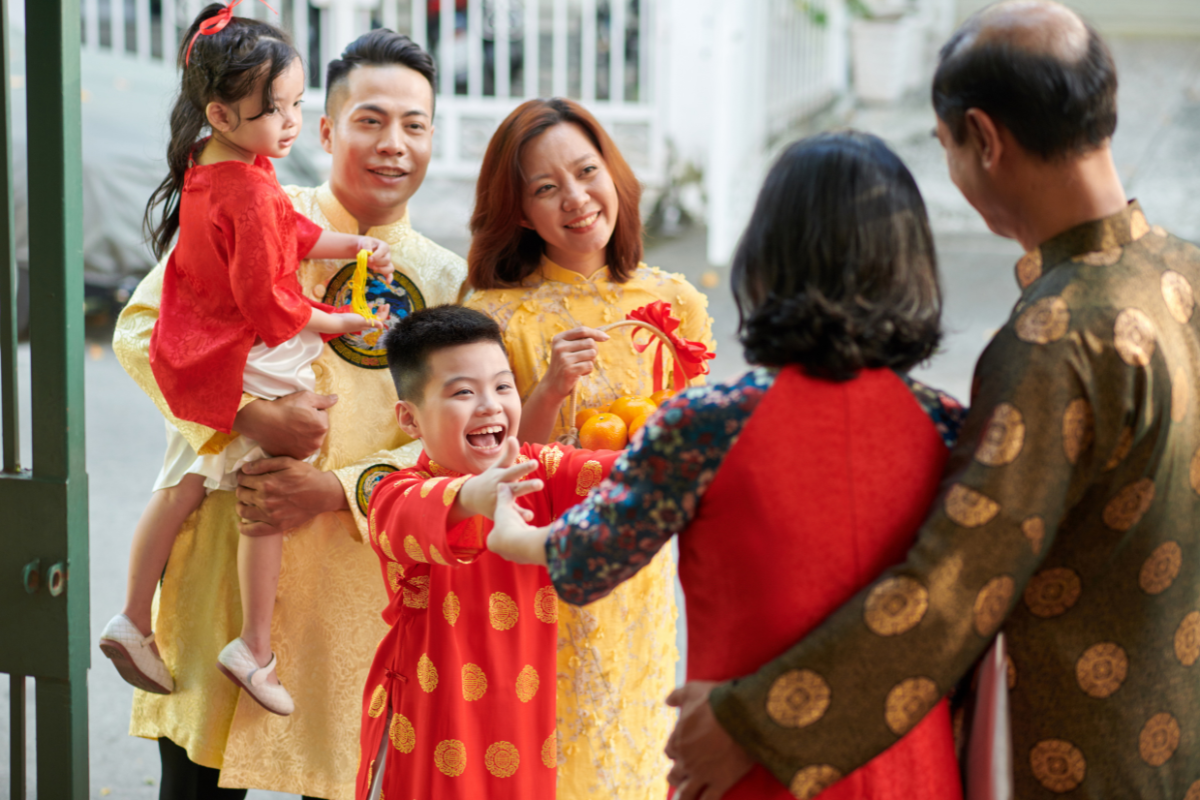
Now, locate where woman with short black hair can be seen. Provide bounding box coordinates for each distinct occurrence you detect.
[488,132,966,800]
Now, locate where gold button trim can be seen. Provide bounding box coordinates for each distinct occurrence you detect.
[1030,739,1086,792]
[485,741,520,778]
[789,765,842,799]
[1023,567,1081,618]
[884,677,940,736]
[1174,611,1200,666]
[945,484,1001,528]
[1161,270,1194,324]
[534,585,558,624]
[417,653,438,692]
[974,576,1015,636]
[1113,308,1156,367]
[462,663,488,701]
[1075,642,1127,698]
[489,591,519,631]
[975,403,1025,466]
[1015,296,1070,345]
[863,576,929,636]
[1061,398,1094,465]
[1138,712,1180,766]
[1103,478,1156,531]
[765,669,831,728]
[389,712,415,754]
[434,739,467,777]
[1139,541,1182,595]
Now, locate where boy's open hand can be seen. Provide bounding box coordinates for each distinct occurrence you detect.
[487,482,550,566]
[457,437,543,520]
[358,236,394,281]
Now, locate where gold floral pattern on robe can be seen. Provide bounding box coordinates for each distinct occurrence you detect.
[711,202,1200,799]
[113,184,466,800]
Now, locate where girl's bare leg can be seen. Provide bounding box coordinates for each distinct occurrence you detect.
[237,530,283,685]
[122,473,208,645]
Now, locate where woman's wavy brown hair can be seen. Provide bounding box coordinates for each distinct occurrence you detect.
[468,98,643,289]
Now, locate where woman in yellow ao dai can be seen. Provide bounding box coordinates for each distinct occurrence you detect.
[463,98,715,798]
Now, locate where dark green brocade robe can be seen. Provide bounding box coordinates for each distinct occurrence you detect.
[711,202,1200,799]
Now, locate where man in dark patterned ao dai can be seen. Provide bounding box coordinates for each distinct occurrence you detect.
[665,1,1200,798]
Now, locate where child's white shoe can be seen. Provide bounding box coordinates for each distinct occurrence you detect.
[216,638,294,716]
[99,614,174,694]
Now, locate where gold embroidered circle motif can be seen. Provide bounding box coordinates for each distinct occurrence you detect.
[443,475,469,506]
[1015,250,1043,289]
[418,653,438,692]
[1162,270,1195,324]
[766,669,832,728]
[429,544,451,566]
[1075,642,1128,698]
[973,576,1015,636]
[403,575,430,609]
[462,663,488,701]
[1030,739,1086,792]
[389,712,415,754]
[404,534,428,563]
[541,733,557,768]
[1173,366,1190,423]
[1140,541,1182,595]
[1139,712,1181,766]
[789,765,842,799]
[1103,478,1156,531]
[515,665,540,703]
[1174,611,1200,666]
[575,460,604,496]
[368,684,387,718]
[975,403,1025,466]
[863,576,929,636]
[1131,209,1151,240]
[539,445,563,477]
[434,739,467,777]
[443,591,461,626]
[484,741,520,778]
[386,561,405,593]
[1022,516,1046,555]
[1114,308,1156,367]
[534,585,558,623]
[1187,780,1200,800]
[489,592,519,631]
[1105,427,1134,470]
[884,677,940,736]
[419,478,440,499]
[1073,248,1122,267]
[945,484,1001,528]
[1023,568,1081,618]
[1061,398,1094,465]
[1015,296,1071,345]
[378,531,396,560]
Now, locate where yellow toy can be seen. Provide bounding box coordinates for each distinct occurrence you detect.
[350,249,375,321]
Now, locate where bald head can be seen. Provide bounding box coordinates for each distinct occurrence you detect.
[933,0,1117,160]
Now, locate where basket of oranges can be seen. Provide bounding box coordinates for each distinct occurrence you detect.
[557,304,714,449]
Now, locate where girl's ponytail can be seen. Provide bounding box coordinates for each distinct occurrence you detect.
[142,3,299,261]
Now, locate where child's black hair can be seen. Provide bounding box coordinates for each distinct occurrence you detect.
[384,306,507,404]
[143,4,300,260]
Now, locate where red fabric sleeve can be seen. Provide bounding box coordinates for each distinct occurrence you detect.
[293,208,324,261]
[527,442,621,519]
[370,470,475,570]
[221,187,313,348]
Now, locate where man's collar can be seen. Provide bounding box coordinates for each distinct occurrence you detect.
[1014,200,1151,289]
[316,183,413,241]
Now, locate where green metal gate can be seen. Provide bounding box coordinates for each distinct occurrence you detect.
[0,0,90,797]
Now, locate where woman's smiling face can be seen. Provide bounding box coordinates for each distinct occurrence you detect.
[518,122,619,278]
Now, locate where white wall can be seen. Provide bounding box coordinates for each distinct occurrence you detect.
[659,0,719,171]
[957,0,1200,36]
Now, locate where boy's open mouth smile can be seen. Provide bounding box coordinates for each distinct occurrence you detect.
[465,424,506,451]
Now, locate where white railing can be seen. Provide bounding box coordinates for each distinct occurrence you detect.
[705,0,847,265]
[80,0,660,179]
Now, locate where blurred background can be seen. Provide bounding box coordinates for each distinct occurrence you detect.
[2,0,1199,796]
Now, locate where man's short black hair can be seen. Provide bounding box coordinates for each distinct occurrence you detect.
[325,28,437,116]
[384,305,506,403]
[932,17,1117,160]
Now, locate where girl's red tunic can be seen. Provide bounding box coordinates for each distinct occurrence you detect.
[148,155,328,433]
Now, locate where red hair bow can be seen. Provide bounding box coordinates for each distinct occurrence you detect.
[185,0,278,66]
[625,301,714,393]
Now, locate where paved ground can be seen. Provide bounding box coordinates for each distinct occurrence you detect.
[1,35,1198,799]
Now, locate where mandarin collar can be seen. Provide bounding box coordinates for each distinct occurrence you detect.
[538,255,611,285]
[1014,200,1151,289]
[417,451,465,478]
[316,183,414,241]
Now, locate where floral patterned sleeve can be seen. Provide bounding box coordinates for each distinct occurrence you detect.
[546,368,777,605]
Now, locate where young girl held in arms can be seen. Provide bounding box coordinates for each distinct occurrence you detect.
[99,1,392,716]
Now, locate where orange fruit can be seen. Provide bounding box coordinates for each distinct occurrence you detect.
[609,396,658,427]
[579,412,628,451]
[596,401,612,413]
[575,407,601,429]
[628,413,652,440]
[650,389,674,407]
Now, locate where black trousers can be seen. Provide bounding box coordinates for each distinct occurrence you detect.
[158,737,327,800]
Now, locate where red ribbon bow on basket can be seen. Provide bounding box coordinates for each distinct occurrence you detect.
[186,0,278,66]
[625,301,714,393]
